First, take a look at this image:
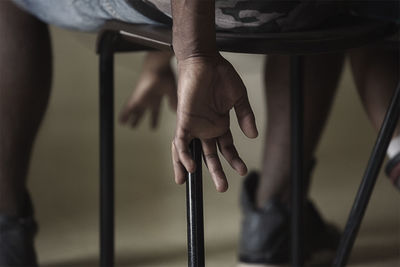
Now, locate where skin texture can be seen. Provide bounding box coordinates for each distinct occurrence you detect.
[173,56,257,192]
[171,0,258,192]
[119,51,252,192]
[171,0,217,60]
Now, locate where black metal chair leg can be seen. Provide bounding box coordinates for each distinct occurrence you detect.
[99,32,117,267]
[333,80,400,267]
[290,55,305,267]
[186,139,205,267]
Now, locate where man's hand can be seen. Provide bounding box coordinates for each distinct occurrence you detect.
[172,54,258,192]
[119,52,177,128]
[171,0,257,192]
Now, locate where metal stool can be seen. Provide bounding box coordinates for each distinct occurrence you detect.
[96,16,399,267]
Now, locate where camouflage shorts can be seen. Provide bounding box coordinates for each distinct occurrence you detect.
[144,0,346,33]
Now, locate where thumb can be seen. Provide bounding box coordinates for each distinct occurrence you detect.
[234,95,258,139]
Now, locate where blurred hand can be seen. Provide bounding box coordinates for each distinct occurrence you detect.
[172,54,258,192]
[119,65,177,129]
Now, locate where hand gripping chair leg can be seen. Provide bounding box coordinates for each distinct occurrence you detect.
[184,56,307,267]
[97,30,206,267]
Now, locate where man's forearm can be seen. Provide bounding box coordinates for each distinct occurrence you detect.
[171,0,217,60]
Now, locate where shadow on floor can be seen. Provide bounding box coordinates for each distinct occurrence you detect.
[41,240,237,266]
[309,241,400,266]
[348,222,400,265]
[349,241,400,265]
[40,239,400,266]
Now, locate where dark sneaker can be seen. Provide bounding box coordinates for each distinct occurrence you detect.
[238,172,340,266]
[0,192,38,266]
[0,215,38,266]
[385,153,400,190]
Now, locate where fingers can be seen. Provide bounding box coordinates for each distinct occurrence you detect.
[173,134,196,173]
[119,98,160,129]
[201,139,228,192]
[151,100,162,129]
[217,130,247,176]
[130,109,145,128]
[119,100,145,127]
[119,102,135,124]
[171,141,187,185]
[234,95,258,139]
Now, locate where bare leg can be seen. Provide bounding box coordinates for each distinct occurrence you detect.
[349,45,400,136]
[256,54,345,208]
[0,1,52,216]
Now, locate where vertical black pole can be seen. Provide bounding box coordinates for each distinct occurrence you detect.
[333,81,400,267]
[99,32,116,267]
[290,55,304,267]
[186,138,205,267]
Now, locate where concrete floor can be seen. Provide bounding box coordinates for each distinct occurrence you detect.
[27,27,399,266]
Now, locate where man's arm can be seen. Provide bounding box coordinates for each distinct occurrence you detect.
[171,0,216,60]
[171,0,258,192]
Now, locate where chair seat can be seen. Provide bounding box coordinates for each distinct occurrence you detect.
[99,16,397,55]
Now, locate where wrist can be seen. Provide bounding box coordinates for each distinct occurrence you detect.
[173,31,217,61]
[176,52,221,68]
[172,26,217,61]
[173,48,218,62]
